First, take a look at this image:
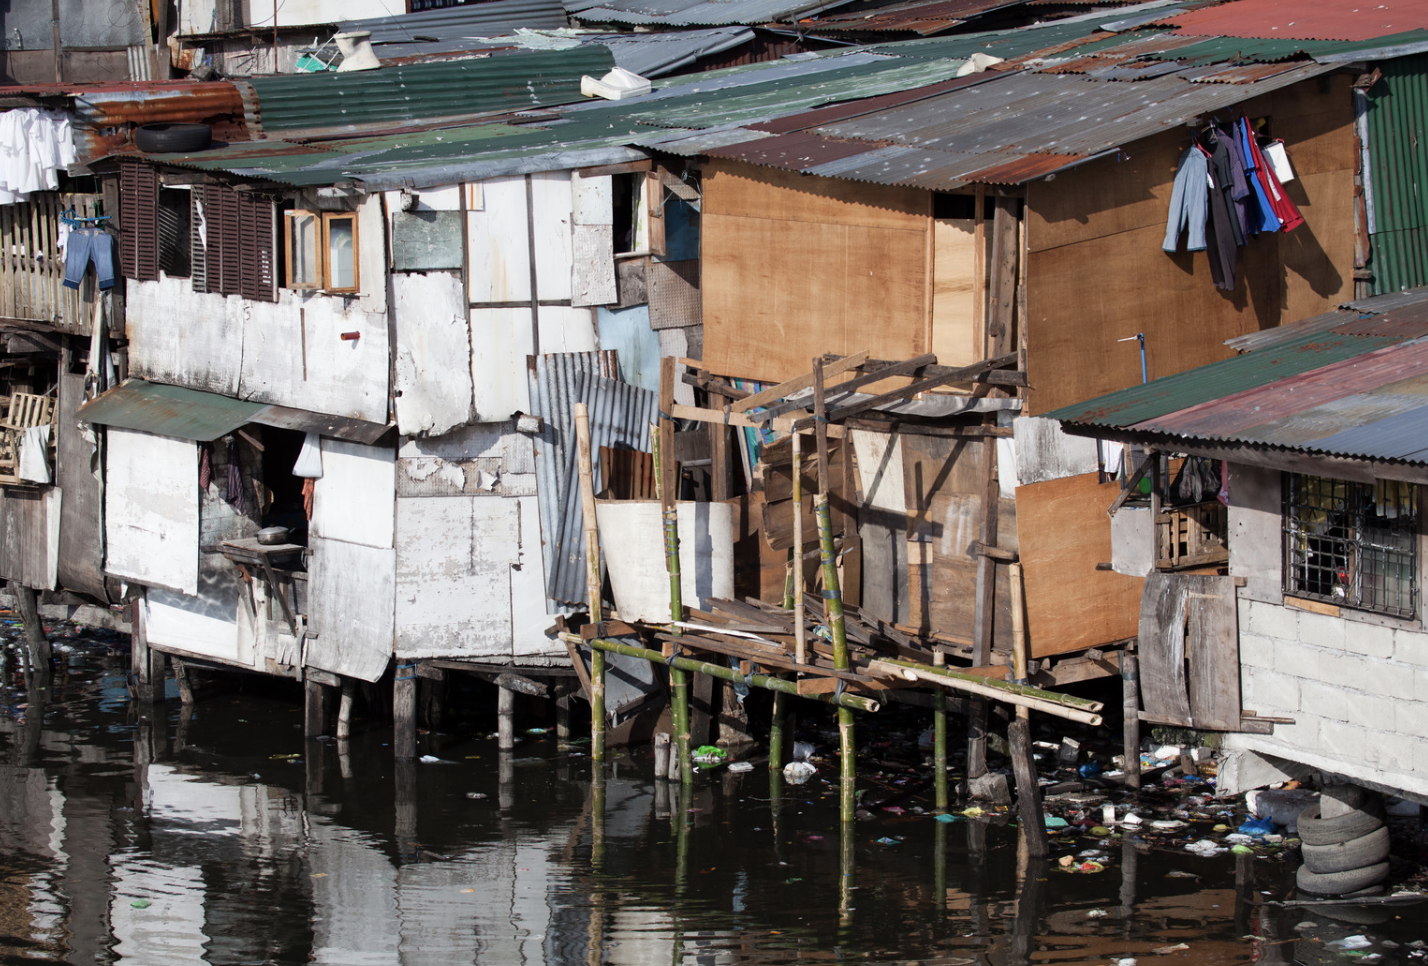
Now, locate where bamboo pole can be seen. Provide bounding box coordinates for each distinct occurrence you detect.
[769,686,787,774]
[866,657,1104,725]
[576,402,607,763]
[653,396,692,787]
[792,430,806,665]
[568,635,880,712]
[1010,561,1028,722]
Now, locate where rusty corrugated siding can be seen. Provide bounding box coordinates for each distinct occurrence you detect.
[1161,0,1428,42]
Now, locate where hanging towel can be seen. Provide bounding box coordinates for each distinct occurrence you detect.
[1163,145,1209,253]
[292,432,323,478]
[1246,131,1303,232]
[302,477,316,520]
[18,425,50,483]
[225,437,247,514]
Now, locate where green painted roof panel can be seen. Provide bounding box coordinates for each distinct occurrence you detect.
[77,380,266,441]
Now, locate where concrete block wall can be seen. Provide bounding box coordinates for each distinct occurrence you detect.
[1236,596,1428,796]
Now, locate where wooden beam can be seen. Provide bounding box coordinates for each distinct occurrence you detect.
[670,402,846,437]
[730,350,870,413]
[819,353,1018,425]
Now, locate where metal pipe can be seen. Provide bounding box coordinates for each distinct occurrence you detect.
[567,635,880,713]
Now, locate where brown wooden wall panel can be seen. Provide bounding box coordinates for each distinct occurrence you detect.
[1019,472,1143,658]
[1023,75,1354,415]
[932,218,984,369]
[702,160,931,383]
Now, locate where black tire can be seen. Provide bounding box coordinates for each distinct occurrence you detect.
[1296,798,1386,847]
[134,123,212,154]
[1296,860,1390,896]
[1301,826,1390,874]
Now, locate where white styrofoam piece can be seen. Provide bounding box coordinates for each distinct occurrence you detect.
[596,500,734,623]
[105,428,198,595]
[1110,504,1155,576]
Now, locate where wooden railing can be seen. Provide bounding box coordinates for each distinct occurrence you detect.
[0,192,106,333]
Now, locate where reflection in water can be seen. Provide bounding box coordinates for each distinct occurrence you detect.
[1,636,1426,966]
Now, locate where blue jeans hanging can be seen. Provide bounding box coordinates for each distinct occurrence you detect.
[62,229,115,290]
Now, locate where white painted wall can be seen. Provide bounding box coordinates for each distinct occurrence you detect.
[470,307,533,421]
[104,429,198,596]
[392,272,473,437]
[311,438,395,550]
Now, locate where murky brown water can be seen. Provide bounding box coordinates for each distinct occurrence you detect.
[1,627,1425,965]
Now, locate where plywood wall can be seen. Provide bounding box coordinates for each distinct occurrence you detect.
[1024,74,1356,415]
[1018,472,1144,658]
[931,218,987,369]
[702,160,932,383]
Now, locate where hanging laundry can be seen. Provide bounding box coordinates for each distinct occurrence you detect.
[199,443,213,490]
[1236,118,1282,235]
[225,437,247,514]
[0,109,77,204]
[1202,130,1242,290]
[62,228,116,290]
[18,425,51,484]
[1243,123,1303,232]
[1219,126,1254,241]
[1162,144,1209,253]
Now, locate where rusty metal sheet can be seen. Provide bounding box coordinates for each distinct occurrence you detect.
[1329,304,1428,340]
[964,150,1086,183]
[1181,61,1306,84]
[746,73,994,134]
[705,129,880,169]
[1161,0,1428,42]
[799,0,1022,34]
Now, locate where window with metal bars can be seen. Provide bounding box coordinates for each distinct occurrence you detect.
[1283,473,1419,618]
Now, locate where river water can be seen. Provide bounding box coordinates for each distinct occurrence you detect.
[1,628,1424,965]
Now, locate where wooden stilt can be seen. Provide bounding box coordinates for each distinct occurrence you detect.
[394,663,418,759]
[968,434,999,779]
[336,681,354,740]
[1122,651,1141,789]
[792,431,806,665]
[394,758,418,862]
[1008,718,1049,857]
[556,694,571,747]
[131,597,153,704]
[498,685,516,751]
[173,658,195,706]
[498,745,515,809]
[149,647,167,704]
[933,820,947,915]
[653,731,671,779]
[839,780,856,925]
[304,679,329,738]
[768,687,787,774]
[933,652,948,812]
[13,582,50,683]
[574,401,607,764]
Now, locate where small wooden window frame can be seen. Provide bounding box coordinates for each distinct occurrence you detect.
[322,211,360,295]
[283,209,322,291]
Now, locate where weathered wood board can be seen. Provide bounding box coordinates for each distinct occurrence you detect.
[56,363,106,599]
[393,271,473,437]
[1018,472,1144,658]
[1139,573,1241,730]
[932,218,985,370]
[306,534,395,683]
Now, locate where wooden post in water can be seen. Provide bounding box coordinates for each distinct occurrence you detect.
[304,679,330,738]
[933,651,948,812]
[336,681,354,740]
[1122,651,1141,789]
[131,597,154,704]
[394,662,418,759]
[173,658,195,706]
[13,582,50,684]
[498,685,516,751]
[555,694,571,748]
[653,731,671,779]
[813,361,855,811]
[1008,717,1049,857]
[768,687,787,774]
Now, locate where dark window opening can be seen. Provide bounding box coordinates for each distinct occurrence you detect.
[933,192,995,220]
[256,426,309,538]
[612,173,637,254]
[157,187,191,278]
[1283,473,1418,618]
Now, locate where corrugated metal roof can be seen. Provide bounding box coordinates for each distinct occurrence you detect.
[1161,0,1428,42]
[1046,290,1428,466]
[1141,28,1428,63]
[341,0,570,43]
[246,46,613,133]
[76,379,265,441]
[595,27,758,76]
[1365,53,1428,296]
[526,352,657,612]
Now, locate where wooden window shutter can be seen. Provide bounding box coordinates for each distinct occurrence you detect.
[119,163,159,281]
[238,194,277,302]
[215,187,241,296]
[191,190,208,293]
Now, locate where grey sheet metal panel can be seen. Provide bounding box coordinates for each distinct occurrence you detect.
[342,0,570,44]
[527,352,657,612]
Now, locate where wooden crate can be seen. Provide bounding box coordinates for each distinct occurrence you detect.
[0,392,56,485]
[1156,501,1228,571]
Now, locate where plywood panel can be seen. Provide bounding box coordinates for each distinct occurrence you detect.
[1186,574,1240,730]
[393,271,473,437]
[0,487,58,591]
[703,212,927,383]
[104,428,198,596]
[467,176,531,304]
[395,495,518,658]
[932,218,982,368]
[56,364,107,599]
[306,535,394,683]
[902,434,983,639]
[312,438,395,550]
[144,559,246,666]
[531,171,573,302]
[1019,471,1144,658]
[471,307,534,421]
[703,159,928,230]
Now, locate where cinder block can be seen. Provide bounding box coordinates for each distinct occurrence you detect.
[1238,632,1277,669]
[1298,610,1346,649]
[1364,659,1417,701]
[1249,600,1298,641]
[1413,739,1428,776]
[1355,691,1398,732]
[1317,718,1368,760]
[1317,651,1371,693]
[1273,640,1323,679]
[1273,712,1320,750]
[1395,629,1428,668]
[1245,667,1299,714]
[1415,669,1428,703]
[1396,701,1428,739]
[1343,621,1395,660]
[1371,730,1417,772]
[1297,678,1348,723]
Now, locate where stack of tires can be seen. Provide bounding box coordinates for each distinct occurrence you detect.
[1296,788,1390,896]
